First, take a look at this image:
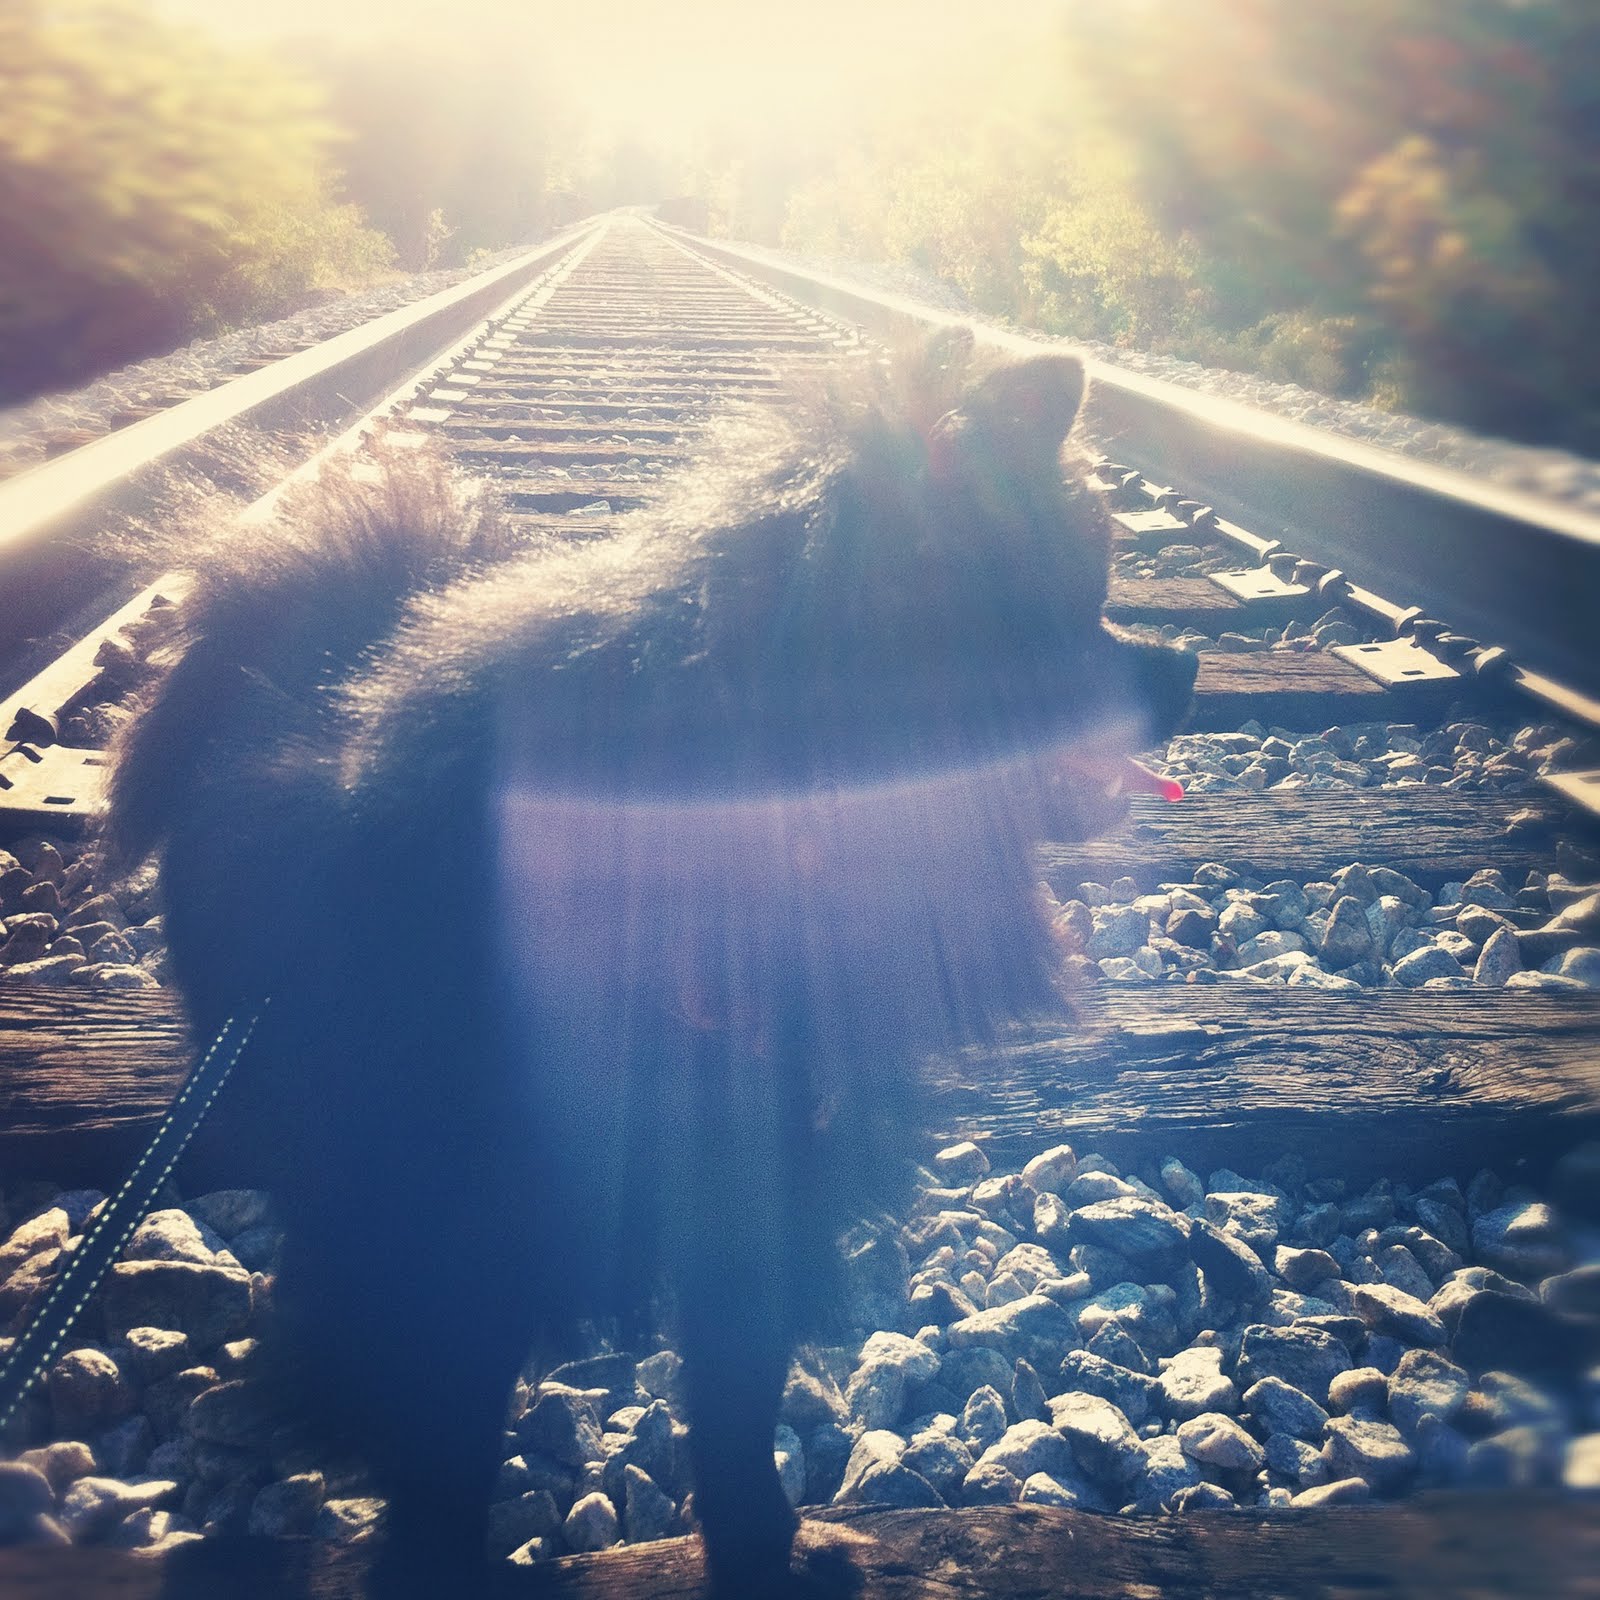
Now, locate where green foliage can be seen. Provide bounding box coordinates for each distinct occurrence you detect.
[877,153,1047,315]
[0,0,392,402]
[1020,155,1204,346]
[772,47,1207,348]
[735,0,1600,446]
[1251,315,1378,397]
[1172,314,1381,400]
[1063,0,1600,443]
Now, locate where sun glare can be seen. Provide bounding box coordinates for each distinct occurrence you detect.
[152,0,1067,162]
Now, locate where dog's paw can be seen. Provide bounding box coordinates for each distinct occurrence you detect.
[790,1519,873,1598]
[703,1520,871,1600]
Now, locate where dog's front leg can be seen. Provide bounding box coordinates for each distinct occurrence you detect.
[678,1259,800,1599]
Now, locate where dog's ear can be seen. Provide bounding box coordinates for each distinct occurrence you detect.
[929,354,1087,477]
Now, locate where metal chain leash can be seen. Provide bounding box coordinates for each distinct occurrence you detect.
[0,1004,266,1433]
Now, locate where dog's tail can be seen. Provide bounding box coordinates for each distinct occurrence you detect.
[104,443,517,883]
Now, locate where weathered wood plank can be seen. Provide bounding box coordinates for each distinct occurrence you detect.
[1105,574,1245,627]
[0,1496,1592,1597]
[1188,650,1425,729]
[0,989,192,1181]
[1040,789,1590,892]
[936,986,1600,1182]
[3,986,1598,1188]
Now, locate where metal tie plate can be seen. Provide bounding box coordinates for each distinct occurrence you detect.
[1112,508,1194,550]
[1332,638,1460,686]
[0,743,107,826]
[1208,568,1312,604]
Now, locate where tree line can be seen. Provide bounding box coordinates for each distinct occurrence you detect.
[733,0,1600,451]
[4,0,1597,452]
[0,0,572,404]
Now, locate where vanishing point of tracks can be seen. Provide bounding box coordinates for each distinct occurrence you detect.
[0,215,1597,1597]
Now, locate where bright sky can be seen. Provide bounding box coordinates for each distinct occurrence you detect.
[152,0,1067,154]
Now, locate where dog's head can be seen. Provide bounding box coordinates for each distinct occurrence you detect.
[527,329,1195,838]
[491,333,1194,1049]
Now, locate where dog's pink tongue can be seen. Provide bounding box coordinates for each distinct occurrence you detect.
[1123,758,1184,802]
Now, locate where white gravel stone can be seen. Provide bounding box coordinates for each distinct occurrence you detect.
[1237,1325,1352,1407]
[1098,955,1156,982]
[1473,927,1523,985]
[959,1386,1009,1455]
[1319,897,1378,965]
[1177,1412,1266,1473]
[1555,947,1600,987]
[1018,1471,1083,1507]
[933,1142,990,1185]
[1048,1393,1144,1487]
[125,1210,224,1266]
[1158,1157,1204,1208]
[1087,905,1150,959]
[1292,1476,1372,1507]
[1322,1417,1416,1491]
[1505,971,1591,991]
[1021,1145,1077,1194]
[1236,930,1308,964]
[1471,1201,1568,1278]
[562,1490,620,1552]
[13,1077,1600,1560]
[845,1362,909,1431]
[0,1463,56,1543]
[1265,1432,1329,1488]
[248,1473,324,1538]
[1564,1434,1600,1490]
[1286,965,1362,991]
[1218,902,1269,944]
[1244,1377,1329,1442]
[1388,1350,1470,1440]
[1159,1346,1236,1420]
[1327,1367,1389,1416]
[1393,946,1463,987]
[974,1420,1074,1482]
[1130,1434,1204,1511]
[621,1463,680,1541]
[312,1496,384,1544]
[1364,896,1412,954]
[60,1477,180,1540]
[1224,950,1316,981]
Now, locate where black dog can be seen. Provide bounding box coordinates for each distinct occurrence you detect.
[107,332,1194,1596]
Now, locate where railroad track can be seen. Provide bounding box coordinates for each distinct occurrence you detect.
[0,214,1597,1596]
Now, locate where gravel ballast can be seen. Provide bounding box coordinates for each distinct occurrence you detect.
[1048,849,1600,993]
[4,232,1597,1579]
[0,246,538,481]
[5,701,1598,995]
[1,1137,1596,1561]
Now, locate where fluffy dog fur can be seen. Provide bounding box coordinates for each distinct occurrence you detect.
[107,333,1194,1596]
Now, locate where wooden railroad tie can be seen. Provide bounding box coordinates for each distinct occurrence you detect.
[5,984,1598,1190]
[0,1494,1593,1597]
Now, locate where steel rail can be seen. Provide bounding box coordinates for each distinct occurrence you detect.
[654,224,1600,709]
[0,220,604,676]
[0,219,836,832]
